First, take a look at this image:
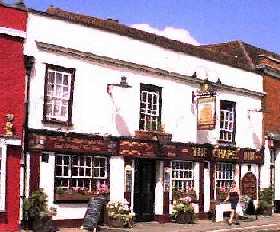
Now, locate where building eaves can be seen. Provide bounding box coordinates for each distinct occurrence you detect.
[28,7,254,73]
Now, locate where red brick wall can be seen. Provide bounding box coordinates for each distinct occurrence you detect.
[263,75,280,134]
[0,35,25,138]
[0,5,27,31]
[0,146,21,232]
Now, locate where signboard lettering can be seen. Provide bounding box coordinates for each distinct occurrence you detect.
[214,148,238,160]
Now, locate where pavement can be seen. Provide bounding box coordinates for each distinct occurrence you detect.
[57,214,280,232]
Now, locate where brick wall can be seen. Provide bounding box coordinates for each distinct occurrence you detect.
[0,5,26,31]
[263,74,280,134]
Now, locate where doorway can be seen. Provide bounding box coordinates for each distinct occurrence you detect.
[133,159,156,221]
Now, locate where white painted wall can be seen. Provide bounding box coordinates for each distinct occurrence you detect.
[204,162,210,212]
[110,156,125,202]
[275,149,280,200]
[261,141,271,188]
[155,161,164,215]
[39,153,88,220]
[25,13,263,93]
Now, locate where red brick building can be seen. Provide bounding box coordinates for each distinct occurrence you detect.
[201,40,280,212]
[0,2,27,231]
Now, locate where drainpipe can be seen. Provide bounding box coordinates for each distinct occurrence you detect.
[22,55,34,202]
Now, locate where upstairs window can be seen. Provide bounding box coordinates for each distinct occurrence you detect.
[220,100,236,143]
[139,84,162,131]
[43,64,75,125]
[0,146,7,211]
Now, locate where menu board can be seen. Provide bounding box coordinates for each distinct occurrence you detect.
[241,172,257,199]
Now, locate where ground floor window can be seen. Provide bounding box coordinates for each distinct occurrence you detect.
[216,162,235,189]
[171,160,194,190]
[55,154,108,193]
[0,146,7,211]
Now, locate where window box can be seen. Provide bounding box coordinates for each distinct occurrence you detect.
[54,191,95,203]
[135,130,172,142]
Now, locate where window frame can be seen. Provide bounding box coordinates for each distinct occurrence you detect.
[139,83,162,131]
[219,100,236,143]
[0,145,7,211]
[215,162,235,190]
[42,64,75,126]
[54,154,108,193]
[171,160,194,191]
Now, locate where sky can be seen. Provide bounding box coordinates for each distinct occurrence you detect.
[6,0,280,54]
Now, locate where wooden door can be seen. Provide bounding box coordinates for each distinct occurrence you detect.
[134,159,156,221]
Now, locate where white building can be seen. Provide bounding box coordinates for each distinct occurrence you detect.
[24,7,265,225]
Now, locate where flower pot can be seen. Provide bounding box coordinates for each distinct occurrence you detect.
[175,212,193,224]
[263,207,272,216]
[109,218,124,228]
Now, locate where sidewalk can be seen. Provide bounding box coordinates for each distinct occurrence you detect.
[59,214,280,232]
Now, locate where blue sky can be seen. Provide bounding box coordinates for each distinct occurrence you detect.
[8,0,280,54]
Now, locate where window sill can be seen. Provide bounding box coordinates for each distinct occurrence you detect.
[135,130,172,142]
[42,119,73,127]
[217,140,236,146]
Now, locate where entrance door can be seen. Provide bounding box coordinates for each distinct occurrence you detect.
[134,159,156,221]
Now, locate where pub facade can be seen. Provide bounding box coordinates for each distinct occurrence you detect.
[24,7,265,225]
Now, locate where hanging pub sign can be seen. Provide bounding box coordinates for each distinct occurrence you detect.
[239,148,263,164]
[197,96,216,130]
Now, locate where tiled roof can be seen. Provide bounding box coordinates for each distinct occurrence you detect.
[29,7,254,72]
[200,40,280,69]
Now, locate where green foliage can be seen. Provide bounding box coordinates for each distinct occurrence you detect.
[23,189,48,221]
[171,201,195,221]
[257,186,274,215]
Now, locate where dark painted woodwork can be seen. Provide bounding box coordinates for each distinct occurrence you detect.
[134,159,156,222]
[199,162,204,212]
[241,172,257,199]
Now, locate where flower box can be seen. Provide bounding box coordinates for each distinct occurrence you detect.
[55,192,95,203]
[135,130,172,143]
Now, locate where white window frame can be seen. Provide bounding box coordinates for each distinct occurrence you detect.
[55,154,108,192]
[0,144,7,211]
[215,162,235,189]
[140,90,160,131]
[171,160,194,190]
[220,101,235,142]
[45,67,73,122]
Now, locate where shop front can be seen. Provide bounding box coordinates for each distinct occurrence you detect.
[27,129,264,224]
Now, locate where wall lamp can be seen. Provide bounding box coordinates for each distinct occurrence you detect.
[107,76,132,94]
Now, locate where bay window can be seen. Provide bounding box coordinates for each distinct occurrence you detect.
[43,64,75,124]
[139,84,162,131]
[55,154,108,192]
[172,161,194,190]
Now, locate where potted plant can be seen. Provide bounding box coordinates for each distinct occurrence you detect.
[22,189,58,231]
[216,186,228,202]
[256,187,273,216]
[173,186,198,203]
[106,200,135,228]
[171,196,195,224]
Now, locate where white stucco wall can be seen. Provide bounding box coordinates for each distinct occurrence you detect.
[261,141,271,188]
[25,12,263,147]
[24,13,263,93]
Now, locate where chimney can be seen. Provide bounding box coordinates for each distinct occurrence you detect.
[14,0,26,9]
